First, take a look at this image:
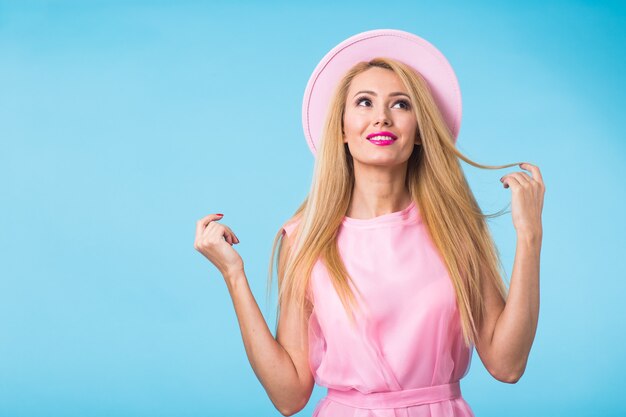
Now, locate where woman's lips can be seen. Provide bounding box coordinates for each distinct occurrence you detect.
[367,136,396,146]
[366,131,398,140]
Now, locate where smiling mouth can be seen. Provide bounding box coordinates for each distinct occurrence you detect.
[367,137,396,146]
[366,131,398,140]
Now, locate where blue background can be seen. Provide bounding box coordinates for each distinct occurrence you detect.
[1,1,625,416]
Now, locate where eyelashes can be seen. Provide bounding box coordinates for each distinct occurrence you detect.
[354,95,412,110]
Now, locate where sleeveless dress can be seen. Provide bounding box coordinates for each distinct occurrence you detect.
[281,200,475,417]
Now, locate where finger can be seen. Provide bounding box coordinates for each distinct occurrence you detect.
[501,172,531,187]
[195,213,224,238]
[502,173,523,189]
[519,162,544,185]
[508,172,533,185]
[222,225,240,244]
[203,221,237,245]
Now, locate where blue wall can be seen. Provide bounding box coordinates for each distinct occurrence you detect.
[1,1,624,416]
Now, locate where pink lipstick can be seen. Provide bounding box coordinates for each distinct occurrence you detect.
[366,130,398,146]
[368,138,395,146]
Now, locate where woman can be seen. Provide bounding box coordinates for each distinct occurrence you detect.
[194,29,545,417]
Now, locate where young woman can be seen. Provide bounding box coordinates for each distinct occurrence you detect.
[194,29,545,417]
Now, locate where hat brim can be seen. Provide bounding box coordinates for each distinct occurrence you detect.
[302,29,462,156]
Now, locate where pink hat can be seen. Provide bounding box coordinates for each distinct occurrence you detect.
[301,29,462,156]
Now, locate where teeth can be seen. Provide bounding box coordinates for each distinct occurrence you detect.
[369,135,395,141]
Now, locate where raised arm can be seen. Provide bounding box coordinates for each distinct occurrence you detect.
[474,232,542,383]
[474,162,544,383]
[223,231,314,415]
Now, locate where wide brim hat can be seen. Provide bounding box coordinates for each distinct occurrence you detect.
[301,28,462,156]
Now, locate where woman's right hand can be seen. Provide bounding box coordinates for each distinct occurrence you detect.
[194,213,243,279]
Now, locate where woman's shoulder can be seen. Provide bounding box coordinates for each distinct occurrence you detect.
[281,216,302,240]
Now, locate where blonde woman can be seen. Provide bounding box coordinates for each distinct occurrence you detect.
[194,29,545,417]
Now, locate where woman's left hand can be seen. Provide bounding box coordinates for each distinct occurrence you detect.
[500,162,545,237]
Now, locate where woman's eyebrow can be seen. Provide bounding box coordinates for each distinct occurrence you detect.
[353,90,410,98]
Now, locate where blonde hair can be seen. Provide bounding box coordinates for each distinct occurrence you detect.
[265,57,522,348]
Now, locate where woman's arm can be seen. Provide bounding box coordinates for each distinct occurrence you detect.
[222,234,314,415]
[475,163,544,383]
[475,232,542,383]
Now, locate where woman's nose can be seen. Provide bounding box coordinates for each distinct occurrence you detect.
[374,112,391,126]
[373,107,391,126]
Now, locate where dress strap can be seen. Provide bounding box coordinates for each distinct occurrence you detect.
[326,381,461,409]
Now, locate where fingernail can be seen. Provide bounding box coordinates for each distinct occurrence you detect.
[217,213,223,216]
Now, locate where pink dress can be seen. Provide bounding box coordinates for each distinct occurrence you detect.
[281,200,475,417]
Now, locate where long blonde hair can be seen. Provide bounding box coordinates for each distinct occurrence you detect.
[266,57,521,348]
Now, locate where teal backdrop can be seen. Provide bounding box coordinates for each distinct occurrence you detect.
[1,1,624,416]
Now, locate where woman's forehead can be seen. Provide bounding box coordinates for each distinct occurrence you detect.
[348,68,408,95]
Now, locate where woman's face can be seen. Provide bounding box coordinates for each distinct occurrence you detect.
[343,67,419,167]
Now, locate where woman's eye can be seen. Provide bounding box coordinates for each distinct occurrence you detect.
[355,96,411,110]
[395,99,411,109]
[356,97,371,106]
